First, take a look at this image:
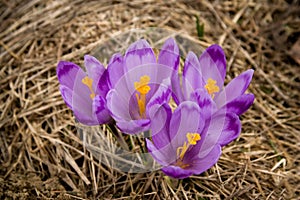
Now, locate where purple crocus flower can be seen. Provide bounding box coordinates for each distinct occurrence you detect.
[173,44,255,116]
[146,100,241,179]
[57,55,111,125]
[106,38,179,134]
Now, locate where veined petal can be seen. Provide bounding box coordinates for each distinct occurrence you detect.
[84,55,109,96]
[84,55,105,83]
[92,95,111,124]
[161,165,194,179]
[107,53,124,88]
[215,69,254,108]
[216,112,241,146]
[190,88,217,120]
[221,93,255,116]
[59,85,73,109]
[149,103,172,149]
[146,139,173,166]
[198,111,241,158]
[106,89,131,121]
[147,78,171,108]
[169,101,204,149]
[116,119,150,135]
[182,51,204,99]
[158,37,180,71]
[199,44,226,89]
[70,88,98,125]
[171,74,184,104]
[189,145,222,175]
[124,39,156,72]
[57,61,86,90]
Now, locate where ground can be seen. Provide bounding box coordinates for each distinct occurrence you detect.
[0,0,299,199]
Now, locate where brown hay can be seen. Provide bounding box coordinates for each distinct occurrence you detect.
[1,0,299,199]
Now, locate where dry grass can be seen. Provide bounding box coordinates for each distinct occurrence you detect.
[1,0,300,199]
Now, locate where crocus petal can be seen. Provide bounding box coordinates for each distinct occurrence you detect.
[59,68,99,125]
[215,69,254,108]
[116,119,151,134]
[106,89,131,121]
[169,101,204,149]
[182,51,204,100]
[147,78,171,108]
[197,111,241,158]
[70,89,97,125]
[171,75,184,104]
[84,55,105,83]
[57,61,86,90]
[199,44,226,89]
[124,39,156,72]
[92,95,111,124]
[221,93,255,116]
[161,165,194,179]
[149,103,172,149]
[158,37,180,71]
[107,53,124,88]
[59,85,73,109]
[146,139,173,166]
[216,112,241,146]
[190,88,217,120]
[189,145,222,175]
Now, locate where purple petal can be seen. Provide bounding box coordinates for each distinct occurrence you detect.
[84,55,105,83]
[158,37,180,71]
[146,139,173,166]
[169,101,204,149]
[215,69,254,108]
[92,95,112,124]
[97,70,110,97]
[149,103,172,149]
[221,93,255,116]
[216,112,241,146]
[107,53,124,88]
[199,44,226,89]
[189,145,222,175]
[161,165,194,179]
[84,55,109,96]
[197,111,240,158]
[59,85,73,109]
[147,78,171,108]
[106,89,131,121]
[57,61,86,89]
[116,119,151,134]
[71,89,97,125]
[171,74,184,104]
[182,51,204,99]
[124,39,156,72]
[190,88,217,120]
[123,63,173,96]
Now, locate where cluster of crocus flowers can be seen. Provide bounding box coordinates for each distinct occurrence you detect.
[57,37,254,179]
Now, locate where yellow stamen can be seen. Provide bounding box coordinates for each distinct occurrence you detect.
[134,75,151,118]
[205,78,220,98]
[174,160,190,169]
[176,133,201,160]
[82,76,95,99]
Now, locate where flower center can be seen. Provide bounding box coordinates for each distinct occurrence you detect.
[82,76,95,99]
[134,75,151,118]
[205,78,220,98]
[176,133,201,162]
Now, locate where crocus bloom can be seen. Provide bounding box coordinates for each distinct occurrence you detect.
[106,38,179,134]
[173,44,255,116]
[146,100,241,179]
[57,55,111,125]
